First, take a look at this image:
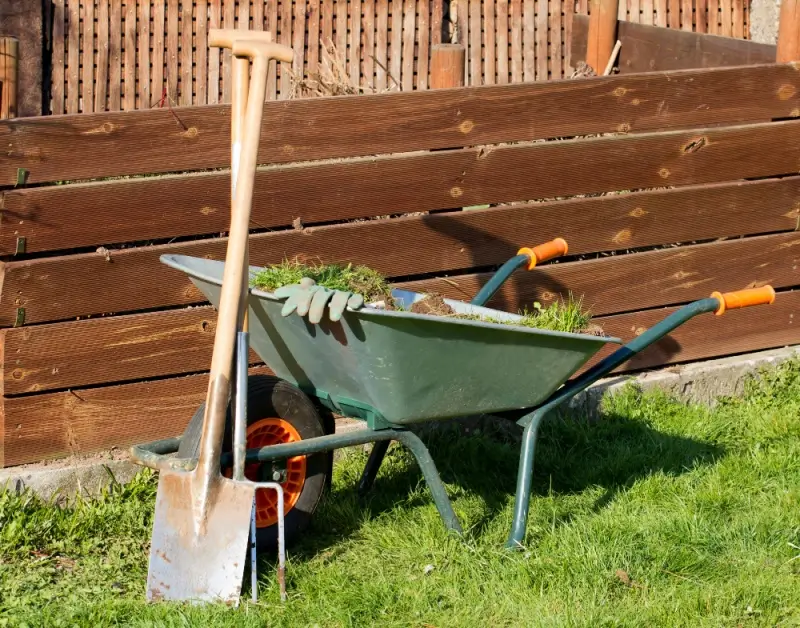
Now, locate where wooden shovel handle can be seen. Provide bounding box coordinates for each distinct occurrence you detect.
[208,28,273,48]
[231,39,294,63]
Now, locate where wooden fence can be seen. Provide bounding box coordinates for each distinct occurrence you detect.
[47,0,750,115]
[1,61,799,467]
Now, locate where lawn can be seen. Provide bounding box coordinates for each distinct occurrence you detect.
[1,360,799,627]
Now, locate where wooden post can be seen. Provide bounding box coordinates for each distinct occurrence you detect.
[430,43,466,89]
[777,0,800,62]
[586,0,620,73]
[0,37,18,119]
[0,0,44,116]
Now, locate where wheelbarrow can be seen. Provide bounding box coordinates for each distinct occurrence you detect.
[132,240,777,561]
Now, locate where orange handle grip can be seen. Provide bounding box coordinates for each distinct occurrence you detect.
[711,286,776,316]
[517,238,569,270]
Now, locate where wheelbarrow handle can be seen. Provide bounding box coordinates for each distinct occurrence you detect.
[471,237,569,307]
[711,286,775,316]
[517,238,569,270]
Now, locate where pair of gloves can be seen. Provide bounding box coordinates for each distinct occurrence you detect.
[274,277,364,324]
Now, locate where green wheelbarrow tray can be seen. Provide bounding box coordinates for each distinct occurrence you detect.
[160,253,622,427]
[134,253,774,550]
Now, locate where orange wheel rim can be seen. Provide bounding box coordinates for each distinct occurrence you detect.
[225,418,307,528]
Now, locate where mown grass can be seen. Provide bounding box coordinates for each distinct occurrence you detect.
[2,361,799,627]
[251,260,593,334]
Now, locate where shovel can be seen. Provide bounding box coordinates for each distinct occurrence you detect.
[145,31,294,605]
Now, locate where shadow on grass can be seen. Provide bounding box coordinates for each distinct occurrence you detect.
[286,401,723,559]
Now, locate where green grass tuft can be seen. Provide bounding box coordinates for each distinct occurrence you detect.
[2,359,799,626]
[250,259,391,303]
[457,294,592,334]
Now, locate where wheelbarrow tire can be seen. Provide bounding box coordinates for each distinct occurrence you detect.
[177,374,331,551]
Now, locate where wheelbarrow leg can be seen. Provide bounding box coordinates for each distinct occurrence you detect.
[394,431,463,535]
[357,440,391,497]
[505,409,547,549]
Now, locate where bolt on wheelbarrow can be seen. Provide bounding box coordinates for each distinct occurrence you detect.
[133,221,777,601]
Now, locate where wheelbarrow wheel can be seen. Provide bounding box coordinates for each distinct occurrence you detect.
[177,374,331,550]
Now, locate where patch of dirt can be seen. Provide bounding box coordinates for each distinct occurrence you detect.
[410,293,454,316]
[581,323,606,337]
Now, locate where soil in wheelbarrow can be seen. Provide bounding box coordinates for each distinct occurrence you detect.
[252,260,605,336]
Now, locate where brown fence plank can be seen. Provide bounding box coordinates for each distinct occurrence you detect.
[498,0,509,83]
[4,165,800,327]
[66,0,80,113]
[52,1,66,114]
[195,0,207,106]
[375,0,388,89]
[485,0,496,84]
[402,0,416,90]
[6,231,799,394]
[139,0,152,108]
[109,1,123,110]
[10,116,800,256]
[3,307,259,394]
[570,16,776,73]
[221,0,234,101]
[390,0,403,88]
[279,0,293,98]
[293,0,306,86]
[166,0,179,103]
[536,0,548,79]
[266,0,279,99]
[8,157,800,259]
[124,0,137,110]
[523,0,534,80]
[152,0,166,104]
[363,0,375,90]
[510,0,522,82]
[548,0,561,78]
[179,0,193,105]
[351,0,363,88]
[469,0,480,84]
[696,0,708,32]
[6,286,797,467]
[81,0,95,113]
[5,63,800,187]
[96,1,109,111]
[417,0,431,89]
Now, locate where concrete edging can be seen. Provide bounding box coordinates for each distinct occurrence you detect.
[2,345,797,501]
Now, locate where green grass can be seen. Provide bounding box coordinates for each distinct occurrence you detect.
[251,261,592,333]
[458,296,592,334]
[2,360,799,627]
[250,260,391,303]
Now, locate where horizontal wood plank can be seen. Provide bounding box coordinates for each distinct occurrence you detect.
[399,231,800,316]
[4,232,799,394]
[571,15,777,72]
[3,119,800,324]
[1,366,270,467]
[3,64,800,186]
[4,289,797,466]
[4,165,800,257]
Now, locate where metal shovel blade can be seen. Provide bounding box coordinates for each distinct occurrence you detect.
[146,469,256,604]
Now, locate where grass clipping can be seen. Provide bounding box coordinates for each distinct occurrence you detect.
[251,260,601,335]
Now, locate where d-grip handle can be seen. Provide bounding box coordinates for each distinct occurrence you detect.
[517,238,569,271]
[711,286,776,315]
[208,29,294,63]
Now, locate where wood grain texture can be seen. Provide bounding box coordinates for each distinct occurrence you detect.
[4,63,800,186]
[510,0,522,83]
[485,0,496,84]
[3,172,799,327]
[124,0,137,110]
[179,0,192,105]
[139,0,153,108]
[5,231,799,393]
[52,1,66,114]
[350,0,362,88]
[390,0,403,88]
[362,0,375,90]
[195,0,207,105]
[571,16,776,72]
[0,0,44,116]
[81,0,95,113]
[152,0,166,104]
[497,0,509,83]
[375,0,388,89]
[3,290,797,466]
[1,366,272,466]
[417,0,430,89]
[3,307,259,394]
[402,0,416,91]
[66,0,80,113]
[7,161,799,256]
[398,232,800,317]
[166,0,179,103]
[523,0,535,80]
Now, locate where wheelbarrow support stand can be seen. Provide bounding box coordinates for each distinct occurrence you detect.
[505,294,767,548]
